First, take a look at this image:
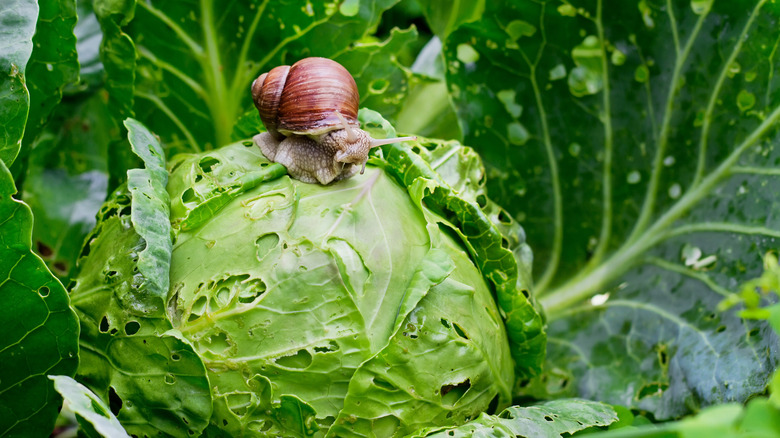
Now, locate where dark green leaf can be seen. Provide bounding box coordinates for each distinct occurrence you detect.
[409,399,617,437]
[417,0,485,39]
[0,0,37,165]
[0,159,79,437]
[335,26,418,123]
[439,0,780,417]
[70,0,105,92]
[22,0,79,147]
[22,92,115,282]
[50,375,131,438]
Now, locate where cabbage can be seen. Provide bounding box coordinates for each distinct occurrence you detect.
[69,115,545,437]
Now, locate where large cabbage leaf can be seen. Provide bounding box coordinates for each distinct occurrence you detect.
[0,159,79,437]
[434,0,780,418]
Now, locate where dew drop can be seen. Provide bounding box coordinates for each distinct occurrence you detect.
[627,171,641,184]
[668,183,681,199]
[664,156,675,166]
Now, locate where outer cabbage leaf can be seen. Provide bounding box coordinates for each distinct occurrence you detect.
[70,120,211,437]
[93,0,403,154]
[0,0,37,165]
[50,375,131,438]
[436,0,780,418]
[0,159,79,437]
[360,109,545,378]
[21,0,79,150]
[409,399,617,438]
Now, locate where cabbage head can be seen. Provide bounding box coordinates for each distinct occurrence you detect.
[69,115,545,437]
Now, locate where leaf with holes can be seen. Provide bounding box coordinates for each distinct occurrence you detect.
[69,121,212,437]
[408,398,617,437]
[439,0,780,418]
[70,109,543,435]
[0,159,79,437]
[93,0,402,154]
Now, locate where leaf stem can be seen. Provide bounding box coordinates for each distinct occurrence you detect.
[137,2,203,56]
[200,0,233,148]
[230,0,270,98]
[529,70,563,294]
[587,0,614,267]
[694,0,765,186]
[626,11,708,244]
[541,101,780,318]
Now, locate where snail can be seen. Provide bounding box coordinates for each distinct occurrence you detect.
[251,57,415,185]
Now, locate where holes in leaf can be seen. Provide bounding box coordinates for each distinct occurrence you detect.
[238,279,266,304]
[181,188,197,204]
[125,321,140,335]
[171,353,181,361]
[108,386,122,416]
[501,237,510,249]
[242,140,254,147]
[487,395,500,415]
[440,318,451,329]
[452,323,469,339]
[372,378,396,391]
[656,344,669,367]
[198,156,220,173]
[476,194,487,209]
[37,241,53,258]
[637,382,668,399]
[99,316,110,333]
[716,325,727,333]
[194,174,203,183]
[749,328,760,338]
[226,392,252,417]
[544,415,554,422]
[497,209,512,224]
[313,341,339,353]
[274,349,312,369]
[164,374,176,385]
[368,78,389,94]
[441,379,471,406]
[191,296,207,316]
[255,233,280,261]
[205,332,230,353]
[38,286,49,297]
[372,416,400,437]
[318,416,336,428]
[53,261,67,273]
[520,289,530,299]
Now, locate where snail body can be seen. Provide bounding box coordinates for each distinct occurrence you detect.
[251,57,415,185]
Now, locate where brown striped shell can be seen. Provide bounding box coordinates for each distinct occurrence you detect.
[251,57,360,141]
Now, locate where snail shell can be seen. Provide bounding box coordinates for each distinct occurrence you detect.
[251,57,415,185]
[252,57,360,140]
